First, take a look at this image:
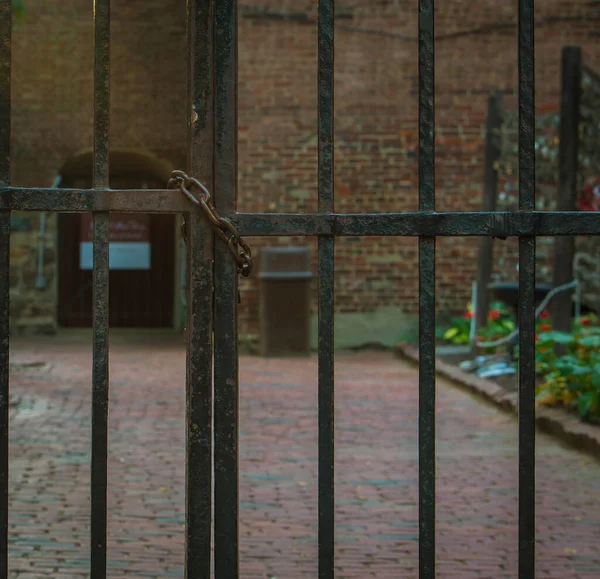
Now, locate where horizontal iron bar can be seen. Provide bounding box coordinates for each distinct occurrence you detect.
[0,187,191,212]
[234,211,600,237]
[1,189,600,237]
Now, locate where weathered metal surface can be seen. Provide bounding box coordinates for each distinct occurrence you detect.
[185,0,214,577]
[213,0,239,576]
[91,0,111,577]
[2,189,600,238]
[170,171,252,276]
[418,0,436,576]
[233,211,600,237]
[0,187,191,212]
[0,210,7,579]
[186,210,213,579]
[518,0,536,577]
[318,236,335,575]
[90,213,109,579]
[0,2,9,575]
[317,1,335,576]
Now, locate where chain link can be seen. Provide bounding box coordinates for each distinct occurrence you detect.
[168,170,253,277]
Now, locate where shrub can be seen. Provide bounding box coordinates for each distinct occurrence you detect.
[440,301,515,349]
[535,314,600,422]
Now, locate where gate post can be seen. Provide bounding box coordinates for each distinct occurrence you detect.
[213,0,240,576]
[184,0,215,577]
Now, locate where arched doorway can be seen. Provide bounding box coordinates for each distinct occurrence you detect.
[57,149,178,328]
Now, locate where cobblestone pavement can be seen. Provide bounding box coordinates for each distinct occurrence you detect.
[6,332,600,578]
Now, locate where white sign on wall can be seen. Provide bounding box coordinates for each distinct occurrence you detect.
[79,213,151,270]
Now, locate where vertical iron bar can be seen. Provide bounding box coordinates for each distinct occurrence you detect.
[214,0,239,576]
[91,1,110,578]
[317,0,335,577]
[518,0,536,577]
[0,1,9,576]
[185,1,214,577]
[418,0,436,577]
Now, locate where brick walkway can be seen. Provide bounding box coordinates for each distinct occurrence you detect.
[6,333,600,578]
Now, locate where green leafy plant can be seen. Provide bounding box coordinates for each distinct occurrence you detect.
[440,301,515,348]
[535,314,600,422]
[440,310,471,345]
[509,309,557,366]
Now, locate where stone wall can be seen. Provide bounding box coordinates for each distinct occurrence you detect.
[8,0,600,344]
[10,213,57,334]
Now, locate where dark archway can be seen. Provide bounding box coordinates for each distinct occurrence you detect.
[57,149,177,328]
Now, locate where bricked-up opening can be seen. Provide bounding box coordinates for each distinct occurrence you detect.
[56,149,177,328]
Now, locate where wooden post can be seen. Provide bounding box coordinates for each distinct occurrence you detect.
[475,92,504,333]
[551,46,582,333]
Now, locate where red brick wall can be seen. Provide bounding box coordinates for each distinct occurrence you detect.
[236,0,600,339]
[9,0,600,339]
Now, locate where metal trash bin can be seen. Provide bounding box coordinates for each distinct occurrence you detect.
[259,246,313,357]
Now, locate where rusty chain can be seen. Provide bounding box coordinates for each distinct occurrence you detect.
[168,170,253,277]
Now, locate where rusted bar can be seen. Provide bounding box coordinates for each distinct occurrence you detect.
[517,0,536,576]
[2,192,600,237]
[317,0,335,576]
[0,1,9,575]
[233,211,600,238]
[184,0,214,576]
[0,187,190,212]
[91,0,110,577]
[213,0,239,576]
[1,184,600,238]
[418,0,436,576]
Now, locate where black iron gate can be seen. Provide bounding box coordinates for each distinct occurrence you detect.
[0,0,598,578]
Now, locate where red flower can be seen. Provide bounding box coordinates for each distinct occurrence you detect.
[540,311,550,320]
[580,316,592,326]
[577,178,600,212]
[488,309,501,322]
[539,323,552,332]
[535,334,540,342]
[463,311,474,320]
[577,199,597,212]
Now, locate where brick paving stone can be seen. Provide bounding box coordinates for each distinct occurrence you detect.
[5,333,600,578]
